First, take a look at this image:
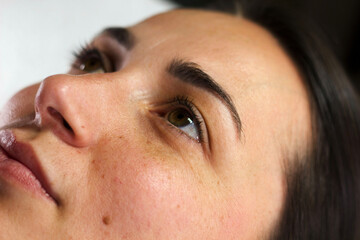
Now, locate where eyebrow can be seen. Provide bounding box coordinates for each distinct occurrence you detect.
[102,27,135,50]
[167,59,242,135]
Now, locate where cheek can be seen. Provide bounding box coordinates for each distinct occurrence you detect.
[115,162,197,232]
[0,84,39,127]
[86,141,216,238]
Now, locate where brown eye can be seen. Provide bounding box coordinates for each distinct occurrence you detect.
[79,56,105,73]
[73,47,113,74]
[167,109,193,127]
[166,108,200,141]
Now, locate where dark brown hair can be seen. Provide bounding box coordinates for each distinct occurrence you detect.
[169,1,360,239]
[241,2,360,239]
[169,0,360,238]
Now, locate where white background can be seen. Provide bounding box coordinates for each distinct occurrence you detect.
[0,0,175,108]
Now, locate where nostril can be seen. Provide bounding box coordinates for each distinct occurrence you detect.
[62,119,72,131]
[47,107,73,133]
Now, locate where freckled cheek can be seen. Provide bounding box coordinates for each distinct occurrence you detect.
[102,154,204,233]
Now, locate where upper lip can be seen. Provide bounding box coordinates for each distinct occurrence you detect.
[0,129,57,203]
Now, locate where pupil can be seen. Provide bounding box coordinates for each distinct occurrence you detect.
[82,57,102,72]
[177,113,185,120]
[171,109,192,127]
[89,59,97,67]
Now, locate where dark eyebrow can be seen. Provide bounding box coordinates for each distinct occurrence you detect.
[167,59,242,136]
[101,27,135,50]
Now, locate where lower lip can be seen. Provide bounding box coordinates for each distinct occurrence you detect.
[0,147,51,201]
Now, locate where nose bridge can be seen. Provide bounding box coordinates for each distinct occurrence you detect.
[35,74,106,147]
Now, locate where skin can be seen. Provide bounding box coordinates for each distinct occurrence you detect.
[0,9,311,240]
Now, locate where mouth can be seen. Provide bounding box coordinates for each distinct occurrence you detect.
[0,129,57,204]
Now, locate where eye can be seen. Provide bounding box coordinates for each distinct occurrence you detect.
[166,108,200,141]
[72,46,113,73]
[79,53,105,73]
[158,96,205,143]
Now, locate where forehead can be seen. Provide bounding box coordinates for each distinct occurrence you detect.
[128,9,306,96]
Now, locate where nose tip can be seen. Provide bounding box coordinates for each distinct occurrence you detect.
[34,74,97,147]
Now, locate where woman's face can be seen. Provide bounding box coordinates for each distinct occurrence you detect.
[0,10,311,240]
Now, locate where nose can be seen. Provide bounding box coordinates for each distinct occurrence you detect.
[35,74,101,147]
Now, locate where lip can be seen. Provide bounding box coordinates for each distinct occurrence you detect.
[0,129,57,203]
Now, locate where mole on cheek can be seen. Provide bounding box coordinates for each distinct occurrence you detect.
[102,215,111,226]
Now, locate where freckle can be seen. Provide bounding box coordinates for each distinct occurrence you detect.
[217,180,220,185]
[177,204,180,209]
[102,216,111,225]
[118,135,123,139]
[113,177,122,184]
[101,174,105,179]
[91,159,95,164]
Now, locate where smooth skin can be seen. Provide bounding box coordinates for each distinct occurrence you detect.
[0,9,311,240]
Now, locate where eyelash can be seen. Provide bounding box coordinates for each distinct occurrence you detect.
[164,96,205,143]
[73,43,94,58]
